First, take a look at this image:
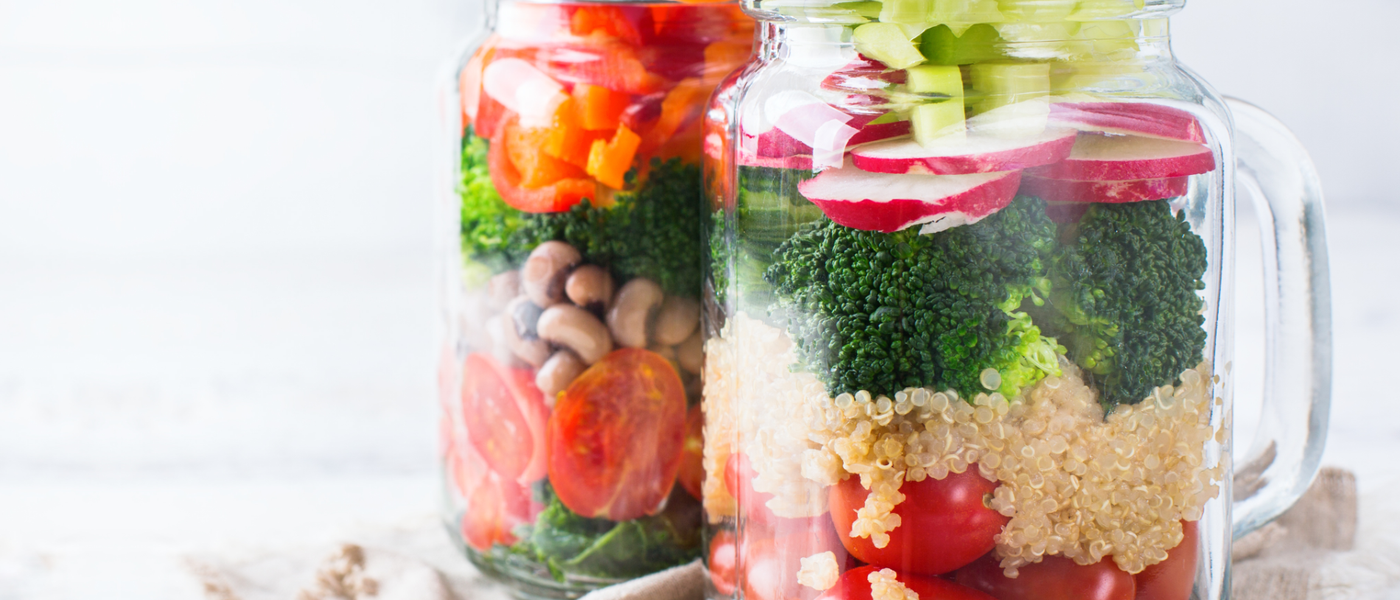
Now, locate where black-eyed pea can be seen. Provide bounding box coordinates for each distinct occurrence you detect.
[676,329,703,375]
[606,278,663,348]
[537,304,613,364]
[565,265,615,314]
[536,350,586,406]
[522,241,581,308]
[653,296,700,346]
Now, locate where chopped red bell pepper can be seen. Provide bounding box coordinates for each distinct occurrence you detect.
[489,116,595,213]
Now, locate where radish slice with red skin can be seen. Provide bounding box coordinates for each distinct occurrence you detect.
[1027,134,1215,181]
[738,144,814,169]
[482,58,568,128]
[799,160,1022,233]
[1049,102,1208,143]
[851,129,1077,175]
[1021,174,1190,203]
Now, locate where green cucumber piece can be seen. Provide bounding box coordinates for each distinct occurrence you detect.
[878,0,932,24]
[968,61,1050,115]
[911,101,967,145]
[853,22,927,69]
[919,23,1005,65]
[1068,0,1145,20]
[931,0,1004,27]
[1077,20,1140,58]
[834,0,884,18]
[996,0,1076,22]
[907,64,965,96]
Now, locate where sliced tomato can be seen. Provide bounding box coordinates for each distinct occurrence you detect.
[1134,521,1198,600]
[678,403,706,500]
[829,470,1008,575]
[488,116,595,213]
[709,529,739,596]
[547,348,688,522]
[817,566,997,600]
[461,353,549,483]
[461,470,535,551]
[954,553,1136,600]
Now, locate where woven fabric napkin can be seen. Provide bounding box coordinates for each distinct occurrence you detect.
[190,467,1398,600]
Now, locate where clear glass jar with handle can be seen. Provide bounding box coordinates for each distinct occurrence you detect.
[439,1,753,598]
[699,2,1330,599]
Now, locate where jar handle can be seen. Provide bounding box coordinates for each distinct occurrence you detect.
[1225,97,1333,539]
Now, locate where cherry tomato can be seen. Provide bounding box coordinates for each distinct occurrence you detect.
[954,553,1135,600]
[1135,521,1198,600]
[829,471,1008,575]
[742,517,850,600]
[709,529,739,596]
[678,403,706,500]
[461,353,550,483]
[461,470,535,551]
[817,566,996,600]
[548,348,688,522]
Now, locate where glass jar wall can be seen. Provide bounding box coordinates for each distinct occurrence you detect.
[700,2,1329,600]
[441,2,753,598]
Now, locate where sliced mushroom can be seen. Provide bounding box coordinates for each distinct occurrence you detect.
[536,350,587,405]
[522,241,581,308]
[565,265,615,314]
[537,304,613,364]
[508,296,545,340]
[653,296,701,346]
[676,329,703,375]
[490,314,550,368]
[607,278,664,348]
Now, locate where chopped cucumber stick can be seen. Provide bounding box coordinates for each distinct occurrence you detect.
[878,0,932,24]
[930,0,1003,29]
[919,24,1005,65]
[1077,20,1141,59]
[994,22,1081,60]
[1068,0,1145,20]
[834,0,885,19]
[996,0,1076,22]
[906,65,967,145]
[969,61,1050,114]
[854,23,927,70]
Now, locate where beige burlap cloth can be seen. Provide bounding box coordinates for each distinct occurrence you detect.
[191,467,1398,600]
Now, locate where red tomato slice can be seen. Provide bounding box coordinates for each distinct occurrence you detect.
[461,353,549,483]
[954,553,1135,600]
[547,348,688,522]
[678,403,706,500]
[818,566,997,600]
[709,529,739,596]
[488,117,596,213]
[461,470,536,551]
[829,471,1008,575]
[1134,521,1198,600]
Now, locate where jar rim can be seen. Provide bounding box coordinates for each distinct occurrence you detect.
[742,0,1184,22]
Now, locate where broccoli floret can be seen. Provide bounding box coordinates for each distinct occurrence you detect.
[1037,200,1209,408]
[459,130,529,271]
[516,158,705,297]
[457,133,705,297]
[765,196,1063,399]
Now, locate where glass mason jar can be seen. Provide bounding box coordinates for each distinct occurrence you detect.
[439,1,753,597]
[700,1,1330,600]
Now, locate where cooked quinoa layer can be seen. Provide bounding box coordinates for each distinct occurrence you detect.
[703,312,1224,575]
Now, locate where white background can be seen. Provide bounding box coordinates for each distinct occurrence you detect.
[1,0,1397,597]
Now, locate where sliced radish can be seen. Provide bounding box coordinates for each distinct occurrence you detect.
[482,58,568,128]
[1049,102,1208,143]
[799,160,1022,233]
[1021,175,1190,203]
[737,142,814,170]
[1027,134,1215,181]
[851,128,1076,175]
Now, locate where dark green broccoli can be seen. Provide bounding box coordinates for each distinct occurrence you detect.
[1036,199,1209,408]
[515,158,705,297]
[458,132,705,297]
[765,196,1063,399]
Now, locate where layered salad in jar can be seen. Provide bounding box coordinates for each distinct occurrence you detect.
[444,1,753,590]
[703,2,1225,599]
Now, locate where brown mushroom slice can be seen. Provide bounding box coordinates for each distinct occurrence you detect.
[653,296,701,346]
[489,313,550,368]
[676,329,703,375]
[537,304,614,365]
[522,241,582,308]
[536,350,587,406]
[606,278,664,348]
[565,265,615,314]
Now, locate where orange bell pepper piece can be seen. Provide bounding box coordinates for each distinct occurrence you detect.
[545,98,610,168]
[574,83,630,131]
[490,117,595,213]
[505,118,587,188]
[587,125,642,190]
[638,78,709,157]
